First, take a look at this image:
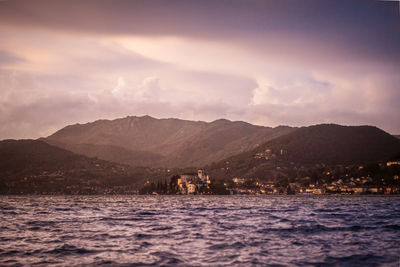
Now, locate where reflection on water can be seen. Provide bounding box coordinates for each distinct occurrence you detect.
[1,195,399,266]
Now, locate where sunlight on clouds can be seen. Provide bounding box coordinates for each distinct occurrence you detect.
[114,36,256,76]
[250,74,332,107]
[112,76,126,95]
[0,22,399,138]
[111,76,162,102]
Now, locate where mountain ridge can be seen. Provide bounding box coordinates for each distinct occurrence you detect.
[2,119,400,193]
[206,123,400,181]
[46,115,295,167]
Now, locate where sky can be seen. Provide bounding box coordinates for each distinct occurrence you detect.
[0,0,399,139]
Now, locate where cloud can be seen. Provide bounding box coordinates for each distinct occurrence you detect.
[0,50,23,67]
[111,76,161,102]
[0,0,399,138]
[251,78,331,107]
[112,76,125,95]
[0,63,257,139]
[1,62,399,140]
[0,0,398,62]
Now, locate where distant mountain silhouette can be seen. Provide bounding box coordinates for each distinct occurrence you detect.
[206,124,400,180]
[46,116,294,167]
[0,139,99,170]
[257,124,400,164]
[0,139,166,194]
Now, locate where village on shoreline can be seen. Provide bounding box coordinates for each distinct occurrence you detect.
[2,158,399,195]
[139,161,400,196]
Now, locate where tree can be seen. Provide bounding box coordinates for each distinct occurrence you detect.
[209,180,229,195]
[169,175,180,194]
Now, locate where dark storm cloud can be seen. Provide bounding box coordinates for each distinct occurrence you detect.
[0,0,398,62]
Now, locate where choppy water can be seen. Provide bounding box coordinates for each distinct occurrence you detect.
[1,196,399,266]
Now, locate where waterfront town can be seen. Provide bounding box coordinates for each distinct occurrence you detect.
[140,160,400,195]
[2,156,399,195]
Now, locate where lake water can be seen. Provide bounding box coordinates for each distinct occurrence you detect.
[1,195,399,266]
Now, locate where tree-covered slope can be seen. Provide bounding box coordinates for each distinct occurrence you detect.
[0,140,167,194]
[206,124,400,180]
[46,115,294,167]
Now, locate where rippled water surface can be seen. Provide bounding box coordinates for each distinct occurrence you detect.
[1,195,400,266]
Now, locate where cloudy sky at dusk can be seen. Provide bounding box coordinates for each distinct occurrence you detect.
[0,0,399,139]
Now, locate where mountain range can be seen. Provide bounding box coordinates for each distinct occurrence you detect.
[1,116,400,193]
[45,115,294,167]
[44,116,400,170]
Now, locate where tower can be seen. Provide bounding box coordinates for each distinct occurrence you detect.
[198,169,205,181]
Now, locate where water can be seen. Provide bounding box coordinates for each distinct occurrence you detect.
[1,196,399,266]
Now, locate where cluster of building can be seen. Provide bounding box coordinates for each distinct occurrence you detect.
[254,148,284,160]
[161,160,400,195]
[290,180,399,195]
[177,170,211,194]
[228,175,400,195]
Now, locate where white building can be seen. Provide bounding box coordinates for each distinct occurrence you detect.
[187,184,196,194]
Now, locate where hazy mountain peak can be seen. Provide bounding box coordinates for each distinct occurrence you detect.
[46,116,295,167]
[44,116,400,169]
